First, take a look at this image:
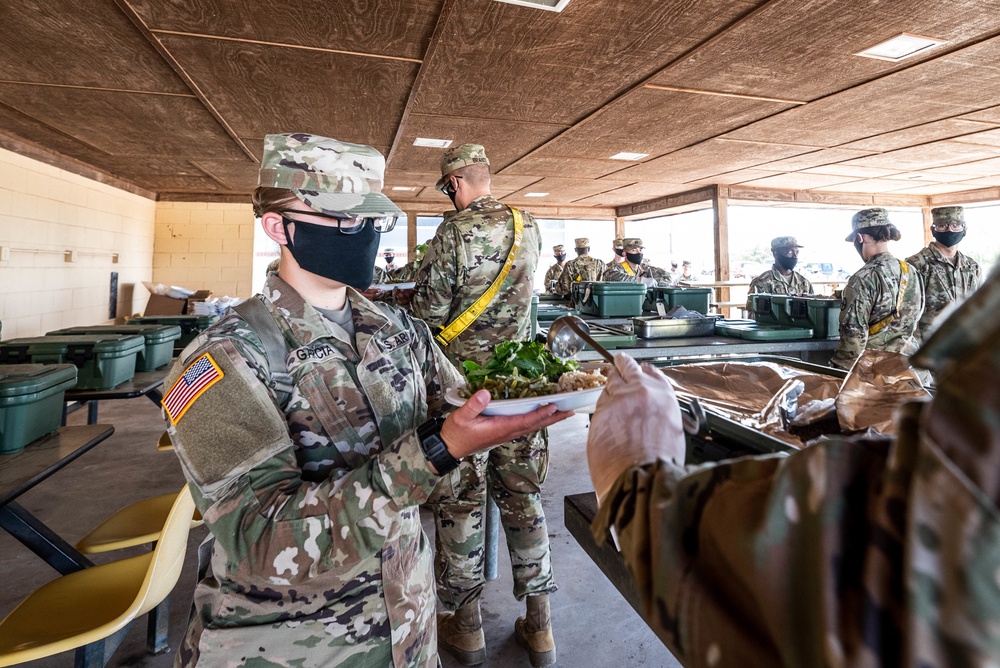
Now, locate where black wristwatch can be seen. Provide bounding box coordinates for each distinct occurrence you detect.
[417,416,459,475]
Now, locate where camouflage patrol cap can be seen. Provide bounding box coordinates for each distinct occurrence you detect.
[259,133,403,217]
[931,206,965,227]
[623,238,644,251]
[613,237,625,248]
[682,260,692,266]
[553,244,565,253]
[771,236,803,251]
[435,143,490,192]
[846,207,890,241]
[383,247,396,253]
[575,238,590,247]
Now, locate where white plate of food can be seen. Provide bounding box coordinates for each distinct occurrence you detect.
[444,375,606,416]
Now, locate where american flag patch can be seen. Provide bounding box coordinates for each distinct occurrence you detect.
[163,353,224,425]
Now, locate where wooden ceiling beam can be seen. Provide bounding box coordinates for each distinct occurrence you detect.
[929,187,1000,206]
[615,185,718,219]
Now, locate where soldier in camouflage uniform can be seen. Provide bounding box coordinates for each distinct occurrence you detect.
[603,238,672,284]
[586,262,1000,668]
[388,243,427,283]
[408,144,558,667]
[555,237,605,296]
[906,206,981,343]
[829,208,925,370]
[609,236,626,267]
[164,134,568,668]
[543,244,567,294]
[745,236,814,318]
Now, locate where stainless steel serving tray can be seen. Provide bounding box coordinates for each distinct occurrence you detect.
[632,314,722,339]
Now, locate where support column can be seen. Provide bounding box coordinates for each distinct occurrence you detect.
[922,206,933,247]
[712,187,731,316]
[406,211,418,256]
[614,216,625,240]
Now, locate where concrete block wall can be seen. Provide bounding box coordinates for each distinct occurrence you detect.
[0,148,156,340]
[152,201,255,301]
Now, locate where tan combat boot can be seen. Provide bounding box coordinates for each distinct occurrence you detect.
[437,602,486,666]
[514,593,556,667]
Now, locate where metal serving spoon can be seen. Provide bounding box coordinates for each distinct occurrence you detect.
[546,314,706,435]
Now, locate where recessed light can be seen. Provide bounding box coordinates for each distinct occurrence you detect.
[856,33,945,62]
[391,186,417,191]
[524,192,549,197]
[413,138,453,148]
[493,0,572,11]
[609,152,648,161]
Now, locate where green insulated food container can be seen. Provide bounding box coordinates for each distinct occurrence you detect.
[0,364,78,454]
[767,295,798,326]
[714,321,814,341]
[751,294,781,325]
[788,297,841,339]
[126,314,219,354]
[577,282,647,317]
[46,324,182,371]
[660,286,712,314]
[0,335,145,390]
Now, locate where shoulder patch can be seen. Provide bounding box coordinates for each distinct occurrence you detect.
[163,353,224,425]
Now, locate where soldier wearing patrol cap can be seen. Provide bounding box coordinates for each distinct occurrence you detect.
[371,247,397,285]
[544,244,568,294]
[745,236,814,318]
[603,238,671,284]
[610,236,626,266]
[163,133,569,668]
[556,237,605,296]
[408,143,561,666]
[830,207,925,370]
[906,205,981,343]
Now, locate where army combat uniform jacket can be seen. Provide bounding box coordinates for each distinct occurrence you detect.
[165,274,461,668]
[556,255,605,297]
[593,268,1000,667]
[603,261,672,284]
[905,244,981,342]
[745,266,814,317]
[544,262,565,294]
[409,195,541,367]
[829,252,924,370]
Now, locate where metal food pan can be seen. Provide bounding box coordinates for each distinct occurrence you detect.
[632,315,721,339]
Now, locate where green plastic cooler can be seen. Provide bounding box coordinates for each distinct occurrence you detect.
[46,324,182,371]
[127,314,219,354]
[0,364,78,454]
[0,335,145,390]
[788,297,841,339]
[645,286,712,314]
[577,282,647,317]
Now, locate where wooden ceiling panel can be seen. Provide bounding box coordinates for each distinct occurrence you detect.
[800,164,903,178]
[838,141,1000,171]
[651,0,1000,101]
[390,115,564,173]
[812,179,930,193]
[0,104,113,167]
[737,173,863,190]
[840,119,997,152]
[572,183,689,208]
[949,128,1000,148]
[754,148,874,171]
[681,168,782,188]
[411,0,762,124]
[526,89,794,165]
[908,156,1000,176]
[883,182,990,195]
[958,105,1000,124]
[945,175,1000,187]
[0,84,246,160]
[501,156,633,181]
[129,0,443,61]
[157,35,419,148]
[190,159,260,191]
[889,171,979,183]
[1,1,188,94]
[610,139,816,183]
[506,178,622,203]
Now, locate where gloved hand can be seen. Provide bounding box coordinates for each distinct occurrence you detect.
[587,354,686,504]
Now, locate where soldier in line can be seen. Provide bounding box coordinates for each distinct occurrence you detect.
[544,244,567,294]
[603,238,672,284]
[745,236,814,318]
[906,205,981,343]
[829,208,925,371]
[556,237,605,297]
[679,260,695,282]
[407,144,559,667]
[163,134,570,668]
[610,236,626,266]
[585,263,1000,667]
[388,242,427,283]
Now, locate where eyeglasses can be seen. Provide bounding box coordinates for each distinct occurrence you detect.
[932,222,966,232]
[278,209,397,234]
[442,175,463,196]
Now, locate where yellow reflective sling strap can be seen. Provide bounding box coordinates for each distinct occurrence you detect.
[622,262,636,276]
[435,207,525,347]
[869,260,910,336]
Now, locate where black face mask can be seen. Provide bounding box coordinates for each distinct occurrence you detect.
[776,255,798,271]
[384,254,395,264]
[614,248,625,257]
[933,230,966,248]
[626,252,643,265]
[554,254,566,263]
[282,216,378,290]
[443,181,458,209]
[853,239,865,260]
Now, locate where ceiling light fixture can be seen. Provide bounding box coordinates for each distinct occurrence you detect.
[609,152,648,161]
[856,33,946,62]
[391,186,417,191]
[493,0,572,12]
[413,138,452,148]
[524,192,549,197]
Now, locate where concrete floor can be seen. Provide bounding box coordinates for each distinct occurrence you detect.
[1,394,681,668]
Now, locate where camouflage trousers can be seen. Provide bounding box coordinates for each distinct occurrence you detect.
[427,429,556,609]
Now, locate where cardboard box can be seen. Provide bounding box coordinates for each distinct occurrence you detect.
[185,290,213,315]
[144,290,212,316]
